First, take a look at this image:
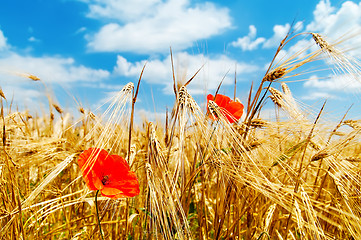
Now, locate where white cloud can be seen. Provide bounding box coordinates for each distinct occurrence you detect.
[306,0,335,34]
[305,0,361,56]
[231,22,303,51]
[271,38,315,65]
[113,52,259,95]
[75,27,87,35]
[306,0,361,48]
[0,53,110,84]
[241,1,361,98]
[263,24,291,48]
[85,0,161,22]
[0,29,111,112]
[297,1,361,95]
[304,74,361,92]
[85,0,231,53]
[0,29,109,85]
[0,30,8,50]
[294,21,304,32]
[0,84,46,110]
[0,53,111,112]
[28,36,40,42]
[230,25,265,51]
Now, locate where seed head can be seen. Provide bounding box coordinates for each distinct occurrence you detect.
[0,88,5,100]
[264,68,286,82]
[53,104,63,114]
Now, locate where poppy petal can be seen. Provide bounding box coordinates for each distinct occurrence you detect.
[82,174,98,191]
[79,149,102,190]
[78,148,95,171]
[107,172,140,197]
[215,94,231,108]
[92,171,104,190]
[206,94,244,123]
[91,149,113,176]
[78,148,140,198]
[101,187,123,197]
[110,154,130,172]
[227,102,244,118]
[207,94,215,102]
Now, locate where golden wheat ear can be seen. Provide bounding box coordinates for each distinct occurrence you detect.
[0,88,5,100]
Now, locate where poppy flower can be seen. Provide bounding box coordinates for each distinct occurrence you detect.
[78,148,140,198]
[207,94,244,123]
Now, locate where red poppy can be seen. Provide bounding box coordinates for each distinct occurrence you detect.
[207,94,244,123]
[78,148,140,198]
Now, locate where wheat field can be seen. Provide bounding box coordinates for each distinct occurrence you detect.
[1,32,361,240]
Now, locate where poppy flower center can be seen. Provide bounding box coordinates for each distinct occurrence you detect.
[101,175,110,185]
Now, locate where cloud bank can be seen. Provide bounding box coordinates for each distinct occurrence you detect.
[114,52,259,95]
[85,0,232,54]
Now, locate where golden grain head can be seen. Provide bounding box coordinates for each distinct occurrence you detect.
[264,68,286,82]
[89,112,96,119]
[52,104,63,114]
[311,32,333,53]
[0,88,5,100]
[343,120,361,129]
[250,119,269,128]
[122,82,134,93]
[311,152,329,161]
[207,100,221,119]
[268,87,285,108]
[281,82,291,95]
[345,157,361,162]
[26,113,33,120]
[28,74,41,81]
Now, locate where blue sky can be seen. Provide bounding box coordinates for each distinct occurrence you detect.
[0,0,360,121]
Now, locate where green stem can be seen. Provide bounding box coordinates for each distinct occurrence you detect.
[95,190,105,240]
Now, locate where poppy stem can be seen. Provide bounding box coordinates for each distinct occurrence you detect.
[95,190,105,240]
